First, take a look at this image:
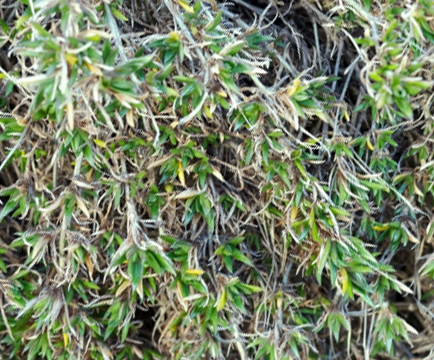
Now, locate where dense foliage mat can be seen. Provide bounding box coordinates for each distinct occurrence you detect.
[1,0,434,359]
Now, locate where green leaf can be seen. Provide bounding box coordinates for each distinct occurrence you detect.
[121,320,130,343]
[369,72,383,82]
[223,255,233,273]
[206,10,222,32]
[311,222,320,242]
[216,289,227,311]
[421,260,434,277]
[214,245,225,256]
[128,253,143,289]
[0,199,18,220]
[0,19,9,34]
[228,236,244,246]
[237,282,262,294]
[0,258,6,273]
[112,9,128,22]
[83,145,94,166]
[359,179,389,193]
[231,248,253,266]
[395,96,413,119]
[156,65,174,81]
[146,250,163,275]
[82,280,100,290]
[32,22,50,37]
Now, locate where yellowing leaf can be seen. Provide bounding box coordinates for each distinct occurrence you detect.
[94,139,107,148]
[290,206,298,222]
[217,90,227,98]
[186,269,204,276]
[309,208,315,227]
[85,62,103,76]
[66,101,74,131]
[126,108,134,127]
[177,280,183,298]
[116,281,131,297]
[105,349,113,357]
[170,120,179,129]
[366,137,374,151]
[286,78,301,97]
[168,31,181,41]
[65,53,78,66]
[63,333,69,347]
[165,184,174,192]
[85,169,93,182]
[177,161,185,186]
[190,25,198,35]
[373,224,389,231]
[204,106,213,119]
[216,289,227,311]
[178,0,194,14]
[85,253,94,276]
[341,268,349,294]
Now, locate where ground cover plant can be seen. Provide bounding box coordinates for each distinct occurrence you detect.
[0,0,434,359]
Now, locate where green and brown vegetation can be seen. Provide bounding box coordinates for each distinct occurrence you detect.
[1,0,434,359]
